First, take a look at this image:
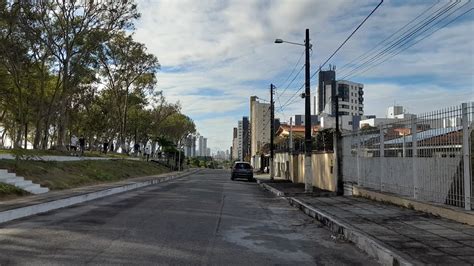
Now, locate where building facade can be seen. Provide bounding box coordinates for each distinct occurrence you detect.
[231,127,239,160]
[242,116,250,161]
[198,136,208,157]
[318,69,336,114]
[336,80,364,116]
[203,138,207,156]
[294,115,319,126]
[250,96,271,163]
[198,136,204,156]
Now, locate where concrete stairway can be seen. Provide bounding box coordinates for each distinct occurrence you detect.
[0,169,49,194]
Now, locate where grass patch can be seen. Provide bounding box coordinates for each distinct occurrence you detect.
[0,183,30,199]
[0,159,169,190]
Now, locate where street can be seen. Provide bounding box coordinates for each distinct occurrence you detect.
[0,169,375,265]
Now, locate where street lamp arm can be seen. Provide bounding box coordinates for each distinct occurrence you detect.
[274,39,305,47]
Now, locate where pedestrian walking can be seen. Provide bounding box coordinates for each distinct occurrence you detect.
[133,143,140,157]
[70,135,78,156]
[79,136,85,156]
[103,141,109,154]
[144,145,152,161]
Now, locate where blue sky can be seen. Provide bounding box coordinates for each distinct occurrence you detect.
[134,0,473,152]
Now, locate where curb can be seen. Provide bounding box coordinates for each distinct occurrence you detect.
[0,169,198,225]
[258,181,336,197]
[260,182,286,197]
[259,182,413,266]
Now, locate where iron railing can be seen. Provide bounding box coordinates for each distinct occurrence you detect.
[341,103,473,210]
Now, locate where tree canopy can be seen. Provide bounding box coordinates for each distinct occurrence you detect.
[0,0,195,152]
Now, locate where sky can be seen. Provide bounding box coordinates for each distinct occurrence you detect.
[133,0,474,152]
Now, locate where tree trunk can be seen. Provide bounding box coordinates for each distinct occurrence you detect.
[14,124,22,148]
[33,119,43,149]
[57,57,69,150]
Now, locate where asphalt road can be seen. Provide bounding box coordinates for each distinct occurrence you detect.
[0,169,377,265]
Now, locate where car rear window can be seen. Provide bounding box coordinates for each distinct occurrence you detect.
[235,163,251,169]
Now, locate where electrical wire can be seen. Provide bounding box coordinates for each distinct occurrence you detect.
[279,0,384,114]
[340,0,463,79]
[337,0,441,73]
[342,6,474,80]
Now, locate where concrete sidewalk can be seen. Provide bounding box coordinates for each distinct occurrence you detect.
[0,169,198,224]
[0,154,139,161]
[261,182,474,265]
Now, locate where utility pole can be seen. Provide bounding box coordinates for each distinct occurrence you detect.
[270,83,275,180]
[304,29,313,193]
[289,117,293,152]
[334,88,343,195]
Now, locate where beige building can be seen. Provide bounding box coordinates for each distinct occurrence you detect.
[231,127,239,160]
[250,96,271,165]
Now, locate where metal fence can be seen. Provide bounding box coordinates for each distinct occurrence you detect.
[341,103,473,210]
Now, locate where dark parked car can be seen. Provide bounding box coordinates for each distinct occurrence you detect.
[231,162,254,181]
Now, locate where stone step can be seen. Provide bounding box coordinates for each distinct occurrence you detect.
[0,169,49,195]
[23,184,49,194]
[0,172,16,179]
[4,179,31,187]
[13,180,34,188]
[0,176,25,183]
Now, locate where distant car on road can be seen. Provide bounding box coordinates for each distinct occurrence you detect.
[231,161,254,181]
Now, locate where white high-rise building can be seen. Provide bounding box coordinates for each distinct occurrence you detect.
[335,80,364,116]
[203,138,207,157]
[198,136,204,156]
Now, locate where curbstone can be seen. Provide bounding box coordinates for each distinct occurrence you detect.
[260,183,286,197]
[288,197,413,266]
[0,169,198,225]
[259,182,413,266]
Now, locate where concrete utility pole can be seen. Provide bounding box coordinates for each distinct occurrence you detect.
[304,29,313,193]
[270,84,275,180]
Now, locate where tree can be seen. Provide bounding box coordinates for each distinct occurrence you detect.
[97,32,159,151]
[18,0,140,149]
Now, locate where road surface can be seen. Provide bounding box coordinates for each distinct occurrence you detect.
[0,169,376,265]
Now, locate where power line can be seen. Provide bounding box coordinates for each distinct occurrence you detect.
[278,82,305,111]
[343,6,474,80]
[339,0,463,79]
[276,51,305,90]
[280,0,384,113]
[341,0,469,79]
[318,0,384,73]
[337,0,441,73]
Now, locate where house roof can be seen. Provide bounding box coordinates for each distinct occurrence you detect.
[384,126,462,145]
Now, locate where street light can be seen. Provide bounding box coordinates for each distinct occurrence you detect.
[275,29,313,193]
[274,38,312,48]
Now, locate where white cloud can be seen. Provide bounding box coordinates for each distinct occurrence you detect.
[133,0,474,151]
